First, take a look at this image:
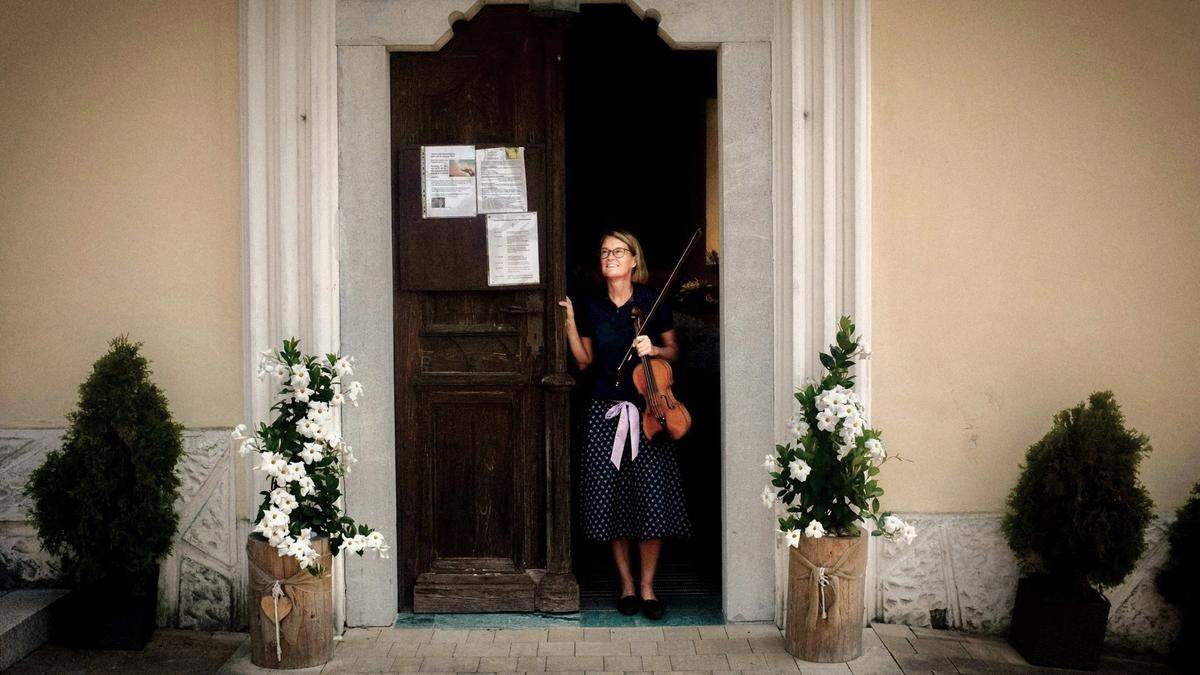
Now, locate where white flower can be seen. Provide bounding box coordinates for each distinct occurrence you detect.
[833,403,853,419]
[324,431,343,449]
[334,357,354,378]
[289,371,311,391]
[335,444,358,474]
[804,520,826,538]
[231,424,248,441]
[299,442,325,464]
[340,534,368,554]
[901,524,917,545]
[331,391,345,406]
[881,515,904,535]
[239,436,262,457]
[273,363,290,379]
[365,530,390,558]
[261,506,289,529]
[265,525,289,547]
[293,386,314,403]
[816,409,838,432]
[297,418,319,439]
[306,401,330,421]
[281,461,307,484]
[270,488,298,514]
[786,416,809,438]
[345,381,364,407]
[297,475,316,497]
[763,454,779,470]
[255,451,288,478]
[256,351,279,379]
[761,485,777,508]
[788,459,811,482]
[865,438,886,463]
[784,529,802,548]
[839,425,863,450]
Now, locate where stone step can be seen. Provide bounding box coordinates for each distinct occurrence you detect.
[0,588,70,670]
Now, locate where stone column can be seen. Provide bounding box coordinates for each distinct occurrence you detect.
[238,0,346,629]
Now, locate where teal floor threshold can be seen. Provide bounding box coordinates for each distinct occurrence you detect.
[582,595,724,627]
[395,596,723,629]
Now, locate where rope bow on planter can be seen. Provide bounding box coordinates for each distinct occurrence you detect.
[248,555,329,662]
[790,542,864,627]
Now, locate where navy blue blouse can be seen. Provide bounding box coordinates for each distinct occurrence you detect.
[574,283,676,402]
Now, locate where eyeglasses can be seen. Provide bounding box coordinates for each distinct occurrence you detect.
[599,247,632,259]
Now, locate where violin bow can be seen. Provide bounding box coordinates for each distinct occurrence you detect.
[614,227,703,386]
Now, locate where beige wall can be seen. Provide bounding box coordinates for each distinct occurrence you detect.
[871,0,1200,512]
[0,0,242,428]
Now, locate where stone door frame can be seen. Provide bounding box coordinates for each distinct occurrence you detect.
[239,0,871,628]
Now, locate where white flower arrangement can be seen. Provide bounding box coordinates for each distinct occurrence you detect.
[764,317,916,548]
[232,338,387,573]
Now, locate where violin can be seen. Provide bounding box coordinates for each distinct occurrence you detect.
[631,307,692,441]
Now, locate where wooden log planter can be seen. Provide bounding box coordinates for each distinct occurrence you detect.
[784,531,867,663]
[247,535,334,669]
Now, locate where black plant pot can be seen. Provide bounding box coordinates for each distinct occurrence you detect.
[1008,574,1110,671]
[58,569,159,650]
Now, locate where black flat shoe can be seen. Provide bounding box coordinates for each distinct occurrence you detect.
[641,598,665,621]
[616,594,641,616]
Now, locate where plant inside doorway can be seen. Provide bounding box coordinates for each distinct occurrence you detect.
[24,336,184,650]
[1001,390,1154,671]
[764,316,913,662]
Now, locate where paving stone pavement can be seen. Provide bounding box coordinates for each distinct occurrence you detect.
[7,621,1180,673]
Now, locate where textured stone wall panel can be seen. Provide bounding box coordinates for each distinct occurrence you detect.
[0,430,63,521]
[877,512,1182,654]
[941,514,1019,633]
[0,526,57,583]
[1105,515,1180,653]
[178,555,234,630]
[0,427,238,631]
[877,515,951,627]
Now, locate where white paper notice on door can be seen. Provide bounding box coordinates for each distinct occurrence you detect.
[476,146,528,214]
[420,145,477,218]
[486,212,540,286]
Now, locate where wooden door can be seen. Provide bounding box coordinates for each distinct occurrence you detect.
[391,6,577,613]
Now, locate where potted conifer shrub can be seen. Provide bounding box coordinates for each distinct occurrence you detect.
[764,316,915,662]
[24,336,184,650]
[1001,391,1154,671]
[1156,481,1198,667]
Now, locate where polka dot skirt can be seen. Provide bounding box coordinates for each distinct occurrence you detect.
[579,397,694,542]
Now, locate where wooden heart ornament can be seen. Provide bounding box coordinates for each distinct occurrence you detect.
[260,595,293,622]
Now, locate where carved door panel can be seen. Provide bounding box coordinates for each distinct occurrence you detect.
[391,6,575,612]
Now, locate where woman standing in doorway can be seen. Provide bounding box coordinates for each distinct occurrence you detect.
[558,229,694,621]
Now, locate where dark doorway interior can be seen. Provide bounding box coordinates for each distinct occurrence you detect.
[564,5,721,609]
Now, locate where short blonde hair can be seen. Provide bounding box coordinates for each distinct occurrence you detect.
[601,229,648,284]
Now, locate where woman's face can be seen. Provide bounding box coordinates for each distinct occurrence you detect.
[599,235,636,281]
